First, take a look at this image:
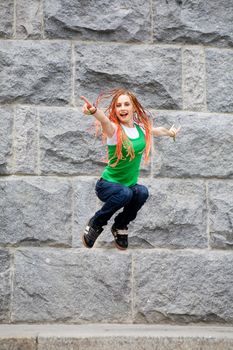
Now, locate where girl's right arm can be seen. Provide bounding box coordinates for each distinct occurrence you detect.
[80,96,116,138]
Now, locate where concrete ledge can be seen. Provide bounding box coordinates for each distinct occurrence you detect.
[1,324,233,349]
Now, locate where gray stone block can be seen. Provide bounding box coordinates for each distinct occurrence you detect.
[182,47,206,111]
[0,1,13,38]
[43,0,151,42]
[0,177,72,246]
[134,250,233,323]
[152,111,233,178]
[0,41,71,105]
[153,0,233,47]
[206,49,233,113]
[39,107,106,175]
[208,181,233,249]
[75,43,182,110]
[72,177,99,247]
[12,249,132,322]
[14,107,38,174]
[16,0,42,38]
[0,107,13,175]
[131,179,207,249]
[0,249,11,322]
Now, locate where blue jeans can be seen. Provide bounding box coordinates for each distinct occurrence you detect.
[91,178,149,229]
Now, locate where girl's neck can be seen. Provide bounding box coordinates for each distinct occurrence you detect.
[121,121,135,128]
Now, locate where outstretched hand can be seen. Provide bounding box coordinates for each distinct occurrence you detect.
[169,124,181,141]
[80,96,97,115]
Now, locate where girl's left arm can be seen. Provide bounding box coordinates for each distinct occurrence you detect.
[152,125,181,139]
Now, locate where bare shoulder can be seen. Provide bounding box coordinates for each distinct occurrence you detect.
[111,121,117,129]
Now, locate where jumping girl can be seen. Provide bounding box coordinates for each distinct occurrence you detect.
[81,88,180,250]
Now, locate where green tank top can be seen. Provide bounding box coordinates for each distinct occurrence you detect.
[101,124,146,186]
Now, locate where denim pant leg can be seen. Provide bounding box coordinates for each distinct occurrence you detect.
[91,179,133,228]
[114,184,149,228]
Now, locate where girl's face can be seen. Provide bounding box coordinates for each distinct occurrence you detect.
[115,94,134,127]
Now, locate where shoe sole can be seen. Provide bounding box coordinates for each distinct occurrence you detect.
[82,235,92,248]
[114,241,128,250]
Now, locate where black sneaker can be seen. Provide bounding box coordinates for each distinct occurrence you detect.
[82,220,103,248]
[111,224,128,250]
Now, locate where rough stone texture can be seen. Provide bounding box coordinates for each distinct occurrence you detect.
[37,336,233,350]
[153,0,233,47]
[131,179,207,249]
[152,111,233,178]
[182,47,206,111]
[44,0,151,42]
[208,181,233,249]
[0,107,13,175]
[0,1,13,38]
[16,0,42,38]
[14,107,38,174]
[0,41,71,105]
[72,177,99,247]
[39,107,106,175]
[75,44,182,110]
[206,49,233,113]
[0,178,72,246]
[0,250,11,322]
[12,249,132,322]
[0,338,36,350]
[134,250,233,324]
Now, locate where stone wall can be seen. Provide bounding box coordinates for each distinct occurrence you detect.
[0,0,233,324]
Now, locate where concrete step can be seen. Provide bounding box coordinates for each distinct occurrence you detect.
[1,324,233,349]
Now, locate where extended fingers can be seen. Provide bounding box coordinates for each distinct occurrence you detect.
[80,95,92,108]
[170,125,181,134]
[175,126,181,135]
[169,125,181,142]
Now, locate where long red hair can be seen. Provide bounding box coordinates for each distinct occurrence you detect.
[95,88,152,166]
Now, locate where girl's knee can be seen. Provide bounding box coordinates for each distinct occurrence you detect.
[137,185,149,202]
[120,187,133,204]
